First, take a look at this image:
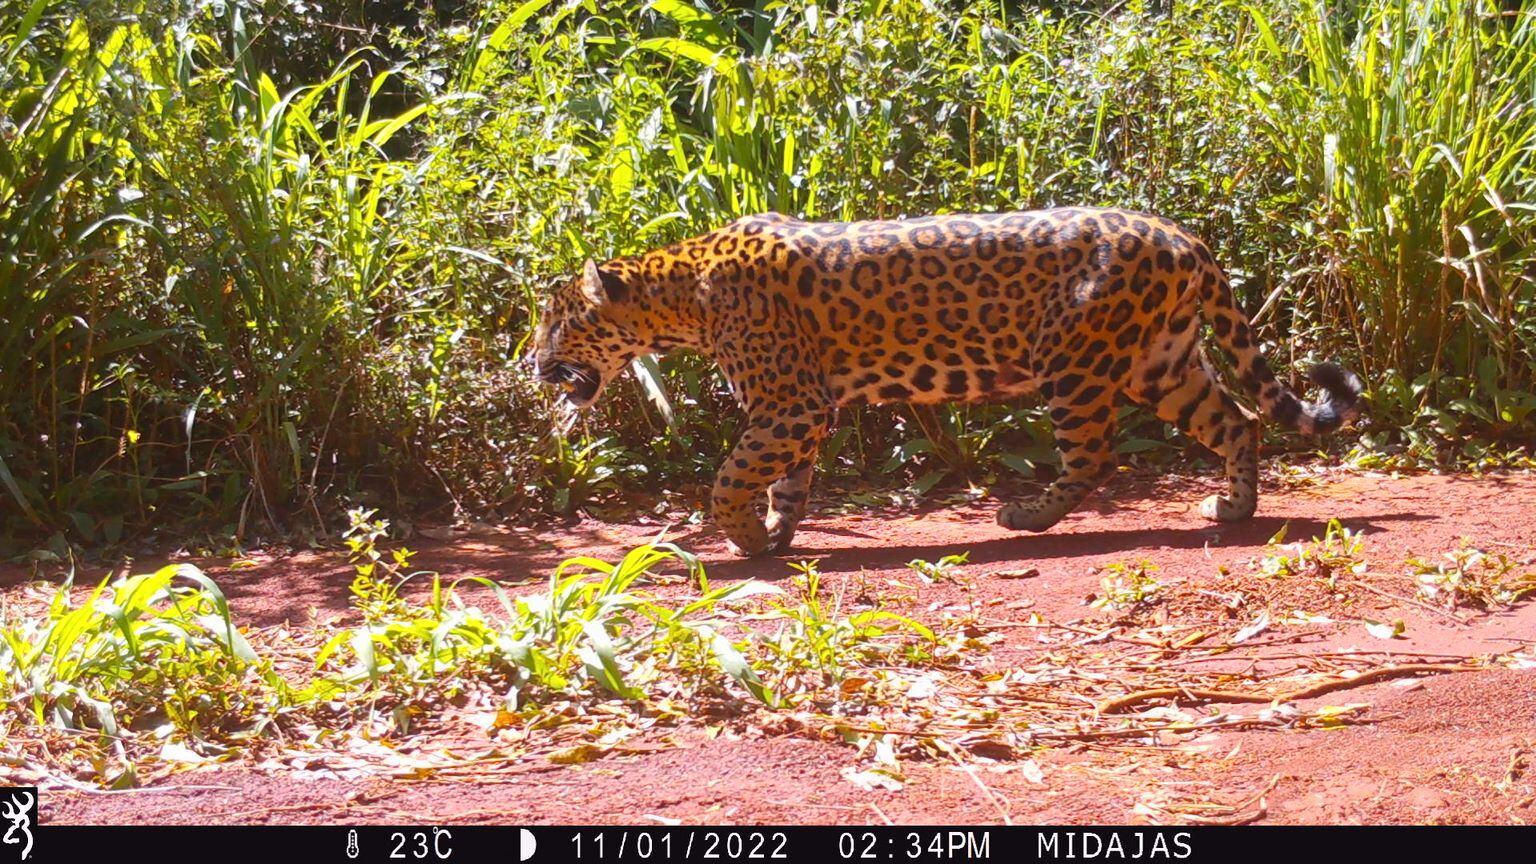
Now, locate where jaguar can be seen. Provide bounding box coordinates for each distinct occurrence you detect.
[530,208,1363,556]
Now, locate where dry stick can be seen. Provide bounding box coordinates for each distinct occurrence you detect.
[1097,662,1477,715]
[1208,632,1328,651]
[1154,775,1280,827]
[1098,687,1274,714]
[1343,577,1469,625]
[1501,744,1530,787]
[1141,649,1487,668]
[1054,621,1184,649]
[1029,718,1283,742]
[44,781,245,796]
[951,753,1014,826]
[765,801,860,812]
[952,692,1099,707]
[1039,630,1323,653]
[220,801,356,820]
[823,716,1275,743]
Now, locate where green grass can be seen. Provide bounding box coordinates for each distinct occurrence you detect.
[2,525,1530,786]
[1245,0,1536,429]
[0,561,269,743]
[1257,518,1368,588]
[1090,560,1165,611]
[311,510,940,718]
[308,510,791,713]
[1,523,948,782]
[2,0,1535,550]
[1410,545,1536,610]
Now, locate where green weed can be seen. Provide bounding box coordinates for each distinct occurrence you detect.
[1411,546,1536,611]
[906,552,971,585]
[1091,560,1164,611]
[5,0,1535,546]
[0,562,271,746]
[755,559,937,695]
[1258,518,1368,591]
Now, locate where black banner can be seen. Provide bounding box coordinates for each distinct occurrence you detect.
[15,824,1530,862]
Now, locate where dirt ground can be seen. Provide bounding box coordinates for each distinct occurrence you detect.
[18,469,1536,825]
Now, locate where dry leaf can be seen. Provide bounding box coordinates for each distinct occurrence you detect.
[548,744,610,764]
[842,766,906,792]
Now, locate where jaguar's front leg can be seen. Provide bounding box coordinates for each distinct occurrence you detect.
[713,413,828,557]
[765,461,815,554]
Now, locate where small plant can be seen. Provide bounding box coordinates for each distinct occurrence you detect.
[748,560,936,696]
[308,509,500,712]
[1091,560,1163,611]
[536,436,641,515]
[343,509,420,623]
[1258,519,1367,590]
[0,563,267,745]
[906,552,970,584]
[1411,547,1536,612]
[313,528,889,718]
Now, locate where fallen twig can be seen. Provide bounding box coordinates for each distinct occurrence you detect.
[1098,662,1479,714]
[1343,577,1469,625]
[953,755,1014,825]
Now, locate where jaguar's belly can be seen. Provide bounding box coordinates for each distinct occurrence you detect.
[823,344,1042,407]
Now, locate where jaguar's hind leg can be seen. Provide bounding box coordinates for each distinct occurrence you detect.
[1143,355,1261,521]
[997,383,1118,532]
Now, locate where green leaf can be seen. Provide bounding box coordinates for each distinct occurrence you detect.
[1115,438,1168,455]
[996,453,1037,477]
[635,37,739,75]
[580,620,641,699]
[847,610,936,642]
[703,626,777,707]
[1267,521,1291,545]
[488,0,557,50]
[631,356,676,429]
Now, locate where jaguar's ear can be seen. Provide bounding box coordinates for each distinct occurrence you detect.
[580,259,629,307]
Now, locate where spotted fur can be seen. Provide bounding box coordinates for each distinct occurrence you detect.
[531,208,1363,556]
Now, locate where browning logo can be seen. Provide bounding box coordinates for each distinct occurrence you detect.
[0,788,33,861]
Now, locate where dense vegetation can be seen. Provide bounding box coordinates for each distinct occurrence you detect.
[3,0,1534,551]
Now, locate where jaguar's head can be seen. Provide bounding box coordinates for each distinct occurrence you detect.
[529,259,641,409]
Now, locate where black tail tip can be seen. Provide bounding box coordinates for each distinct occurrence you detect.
[1306,362,1365,431]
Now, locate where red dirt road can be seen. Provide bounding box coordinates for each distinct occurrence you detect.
[20,469,1536,825]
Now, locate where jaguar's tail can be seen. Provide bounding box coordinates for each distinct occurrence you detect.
[1196,261,1363,435]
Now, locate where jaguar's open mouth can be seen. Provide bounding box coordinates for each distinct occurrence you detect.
[539,360,601,408]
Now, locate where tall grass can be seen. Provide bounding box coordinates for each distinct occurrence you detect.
[3,3,467,541]
[1246,0,1536,434]
[0,531,946,782]
[2,0,1534,549]
[1,7,136,534]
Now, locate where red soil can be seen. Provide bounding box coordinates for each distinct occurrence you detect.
[15,469,1536,825]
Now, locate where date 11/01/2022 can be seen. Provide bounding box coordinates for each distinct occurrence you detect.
[570,831,790,860]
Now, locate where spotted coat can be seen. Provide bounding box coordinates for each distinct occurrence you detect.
[531,208,1363,556]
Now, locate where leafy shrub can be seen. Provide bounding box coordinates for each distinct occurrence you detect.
[4,0,1534,549]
